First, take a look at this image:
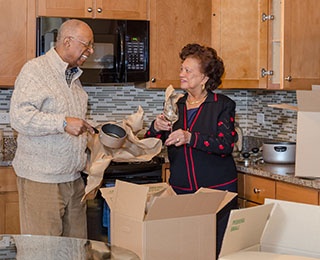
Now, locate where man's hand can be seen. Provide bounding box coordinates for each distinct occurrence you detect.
[64,117,95,136]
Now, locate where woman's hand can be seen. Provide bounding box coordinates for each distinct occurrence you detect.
[165,129,191,146]
[154,114,172,132]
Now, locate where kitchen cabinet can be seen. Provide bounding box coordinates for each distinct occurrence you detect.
[0,0,36,87]
[276,181,318,205]
[146,0,212,89]
[212,0,320,90]
[0,167,20,234]
[37,0,148,20]
[243,173,276,205]
[238,172,320,207]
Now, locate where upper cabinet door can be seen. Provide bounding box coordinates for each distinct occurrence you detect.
[213,0,320,90]
[280,0,320,90]
[0,0,36,87]
[95,0,148,20]
[37,0,148,20]
[37,0,92,18]
[212,0,268,89]
[147,0,212,89]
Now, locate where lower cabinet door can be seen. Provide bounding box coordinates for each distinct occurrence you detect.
[0,191,20,234]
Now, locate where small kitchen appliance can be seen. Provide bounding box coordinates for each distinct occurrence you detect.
[263,142,296,164]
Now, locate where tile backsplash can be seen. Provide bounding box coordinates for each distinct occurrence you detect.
[0,85,297,157]
[84,85,297,142]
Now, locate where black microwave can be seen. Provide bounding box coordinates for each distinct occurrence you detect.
[36,17,149,85]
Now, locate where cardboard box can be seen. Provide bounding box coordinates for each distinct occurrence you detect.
[100,180,237,260]
[268,88,320,178]
[219,199,320,260]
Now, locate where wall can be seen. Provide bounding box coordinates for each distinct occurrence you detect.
[0,86,297,143]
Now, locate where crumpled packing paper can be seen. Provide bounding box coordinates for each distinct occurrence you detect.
[82,106,162,201]
[163,85,183,124]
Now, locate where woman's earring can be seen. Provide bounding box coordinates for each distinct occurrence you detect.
[201,83,205,90]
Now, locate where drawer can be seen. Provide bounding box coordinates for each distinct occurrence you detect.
[276,181,319,205]
[245,175,276,204]
[245,200,260,208]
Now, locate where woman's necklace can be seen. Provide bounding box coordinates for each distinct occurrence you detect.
[187,93,208,105]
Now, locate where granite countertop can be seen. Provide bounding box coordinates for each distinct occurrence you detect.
[236,161,320,190]
[0,160,12,167]
[3,137,320,191]
[0,137,15,166]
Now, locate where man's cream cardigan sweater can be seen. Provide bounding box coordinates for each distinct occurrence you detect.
[10,48,88,183]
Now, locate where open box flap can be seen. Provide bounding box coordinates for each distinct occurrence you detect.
[295,90,320,178]
[295,111,320,178]
[100,181,170,220]
[262,199,320,258]
[268,89,320,112]
[219,203,274,258]
[196,188,238,212]
[100,187,115,210]
[296,90,320,112]
[267,89,320,178]
[145,189,232,221]
[113,180,149,221]
[267,103,298,111]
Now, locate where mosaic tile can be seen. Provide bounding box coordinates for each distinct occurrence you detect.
[0,86,297,155]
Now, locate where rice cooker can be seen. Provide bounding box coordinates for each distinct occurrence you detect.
[262,142,296,164]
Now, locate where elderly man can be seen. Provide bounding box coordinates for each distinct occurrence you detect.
[10,19,95,238]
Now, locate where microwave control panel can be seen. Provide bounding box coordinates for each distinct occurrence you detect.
[126,39,146,71]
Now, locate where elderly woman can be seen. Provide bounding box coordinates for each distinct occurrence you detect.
[145,43,238,257]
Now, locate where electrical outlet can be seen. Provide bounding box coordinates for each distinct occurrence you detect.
[257,113,265,124]
[0,112,10,124]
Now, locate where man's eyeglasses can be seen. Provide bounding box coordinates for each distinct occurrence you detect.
[69,36,94,50]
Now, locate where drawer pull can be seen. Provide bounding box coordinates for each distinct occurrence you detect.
[253,188,261,194]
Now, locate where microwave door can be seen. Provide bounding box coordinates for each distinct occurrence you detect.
[116,25,126,83]
[80,38,119,83]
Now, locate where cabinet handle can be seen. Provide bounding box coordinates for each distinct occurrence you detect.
[285,76,292,82]
[87,7,93,13]
[262,13,275,22]
[253,188,261,194]
[151,78,156,83]
[97,8,103,13]
[261,68,274,78]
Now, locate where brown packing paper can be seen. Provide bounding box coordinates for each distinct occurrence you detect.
[163,85,184,124]
[82,106,163,201]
